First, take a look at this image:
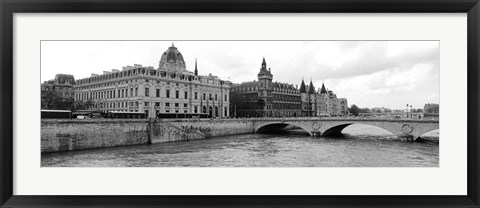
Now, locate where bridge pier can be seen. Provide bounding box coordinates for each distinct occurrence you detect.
[398,134,415,142]
[311,131,321,137]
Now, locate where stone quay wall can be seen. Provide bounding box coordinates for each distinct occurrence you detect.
[164,118,256,137]
[41,118,438,153]
[148,119,206,144]
[41,118,256,153]
[41,119,150,153]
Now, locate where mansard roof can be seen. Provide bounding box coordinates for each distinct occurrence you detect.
[54,74,75,85]
[272,82,296,90]
[236,81,258,88]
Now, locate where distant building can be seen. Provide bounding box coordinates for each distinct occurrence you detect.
[41,74,75,109]
[74,43,231,118]
[229,58,301,117]
[424,103,439,117]
[299,79,349,117]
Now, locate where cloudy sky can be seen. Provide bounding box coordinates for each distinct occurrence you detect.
[41,41,439,109]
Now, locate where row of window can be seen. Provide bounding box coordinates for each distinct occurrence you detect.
[76,87,229,102]
[76,75,226,90]
[91,102,229,115]
[42,86,73,92]
[273,94,301,101]
[272,103,301,109]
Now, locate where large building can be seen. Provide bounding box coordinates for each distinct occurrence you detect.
[230,57,348,118]
[74,44,231,118]
[230,58,302,117]
[41,74,76,109]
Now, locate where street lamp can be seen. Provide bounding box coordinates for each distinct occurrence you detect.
[405,105,408,118]
[410,105,413,118]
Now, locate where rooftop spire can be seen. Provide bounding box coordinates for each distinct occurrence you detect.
[320,82,327,94]
[261,57,267,70]
[308,79,316,94]
[299,78,306,93]
[194,58,198,76]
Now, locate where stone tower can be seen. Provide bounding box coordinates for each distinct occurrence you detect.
[257,57,273,117]
[308,79,317,116]
[299,78,308,116]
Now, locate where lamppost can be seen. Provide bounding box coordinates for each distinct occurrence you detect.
[406,104,409,118]
[410,105,413,118]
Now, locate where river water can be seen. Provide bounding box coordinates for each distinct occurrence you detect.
[41,124,439,167]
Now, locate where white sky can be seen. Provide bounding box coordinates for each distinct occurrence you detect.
[41,41,439,109]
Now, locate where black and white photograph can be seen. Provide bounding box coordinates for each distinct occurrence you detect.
[40,41,440,167]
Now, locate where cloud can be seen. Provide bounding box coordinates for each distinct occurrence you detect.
[315,41,439,80]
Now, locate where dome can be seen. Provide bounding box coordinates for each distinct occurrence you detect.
[159,43,187,72]
[160,43,185,63]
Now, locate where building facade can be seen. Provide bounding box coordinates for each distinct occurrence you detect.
[229,58,349,118]
[74,44,231,118]
[41,74,76,109]
[299,79,349,117]
[230,58,301,117]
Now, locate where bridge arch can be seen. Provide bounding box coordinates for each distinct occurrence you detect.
[320,123,396,138]
[253,119,439,142]
[412,126,440,141]
[254,121,313,136]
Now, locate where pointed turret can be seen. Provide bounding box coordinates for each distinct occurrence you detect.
[257,57,272,77]
[194,58,198,76]
[320,82,327,94]
[308,80,315,94]
[299,79,306,93]
[261,57,267,70]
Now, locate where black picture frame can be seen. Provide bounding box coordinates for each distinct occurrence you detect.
[1,0,479,207]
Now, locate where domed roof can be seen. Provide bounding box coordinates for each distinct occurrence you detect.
[160,43,185,63]
[159,43,187,72]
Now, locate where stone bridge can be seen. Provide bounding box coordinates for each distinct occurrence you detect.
[252,118,439,141]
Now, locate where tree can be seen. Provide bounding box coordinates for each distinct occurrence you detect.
[73,99,94,111]
[41,91,60,109]
[349,104,360,116]
[41,91,76,110]
[360,108,371,114]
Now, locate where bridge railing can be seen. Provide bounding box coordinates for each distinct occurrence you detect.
[158,116,439,122]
